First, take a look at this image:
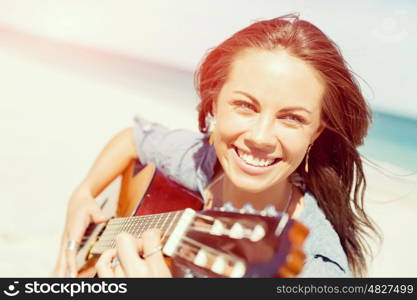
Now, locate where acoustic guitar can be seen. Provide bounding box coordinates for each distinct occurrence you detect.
[75,160,309,278]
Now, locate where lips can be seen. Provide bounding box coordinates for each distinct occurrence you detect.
[237,151,274,167]
[233,146,280,166]
[231,145,281,175]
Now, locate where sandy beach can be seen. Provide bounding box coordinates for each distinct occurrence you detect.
[1,31,416,277]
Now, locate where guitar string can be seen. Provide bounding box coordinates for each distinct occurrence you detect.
[93,211,181,252]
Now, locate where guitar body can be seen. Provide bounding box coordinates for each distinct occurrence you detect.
[76,160,202,277]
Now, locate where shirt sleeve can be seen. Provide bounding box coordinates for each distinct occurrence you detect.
[132,115,207,192]
[296,191,352,277]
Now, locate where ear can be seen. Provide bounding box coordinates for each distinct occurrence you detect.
[211,99,217,118]
[311,120,326,144]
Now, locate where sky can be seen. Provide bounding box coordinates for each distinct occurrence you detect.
[0,0,416,118]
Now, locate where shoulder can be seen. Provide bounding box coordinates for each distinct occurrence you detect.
[297,191,351,277]
[132,115,216,192]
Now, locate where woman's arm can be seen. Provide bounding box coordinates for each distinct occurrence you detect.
[52,127,138,277]
[82,127,137,197]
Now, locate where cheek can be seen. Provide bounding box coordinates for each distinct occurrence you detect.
[215,111,250,142]
[275,129,312,161]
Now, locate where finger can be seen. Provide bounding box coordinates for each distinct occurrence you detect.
[114,264,126,277]
[65,230,84,277]
[52,229,71,277]
[142,229,171,277]
[65,205,103,277]
[53,232,69,276]
[96,249,117,278]
[90,204,109,224]
[142,228,162,255]
[116,232,148,277]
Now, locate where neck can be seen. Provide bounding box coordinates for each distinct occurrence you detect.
[221,176,293,212]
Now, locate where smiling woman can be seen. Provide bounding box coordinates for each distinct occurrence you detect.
[53,13,380,278]
[210,49,325,207]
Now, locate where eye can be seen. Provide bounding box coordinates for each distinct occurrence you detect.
[279,114,306,124]
[233,101,257,112]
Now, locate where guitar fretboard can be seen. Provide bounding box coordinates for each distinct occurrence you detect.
[91,210,184,254]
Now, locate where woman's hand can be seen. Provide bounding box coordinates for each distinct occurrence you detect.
[96,229,172,277]
[52,128,138,277]
[52,184,108,277]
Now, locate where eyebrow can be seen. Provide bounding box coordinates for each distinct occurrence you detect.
[233,90,312,114]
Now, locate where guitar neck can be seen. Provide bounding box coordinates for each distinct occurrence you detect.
[91,210,185,255]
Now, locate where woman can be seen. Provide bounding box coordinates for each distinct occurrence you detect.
[53,14,379,278]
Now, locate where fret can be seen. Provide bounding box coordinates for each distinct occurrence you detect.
[161,213,174,243]
[155,213,162,230]
[137,215,152,236]
[150,214,157,230]
[114,218,127,247]
[122,218,129,235]
[91,210,187,255]
[126,218,133,235]
[158,212,167,227]
[129,217,137,234]
[136,215,146,238]
[144,215,152,233]
[108,221,118,248]
[132,217,141,238]
[144,215,153,233]
[159,213,169,239]
[140,216,147,237]
[150,214,158,230]
[162,211,181,243]
[146,214,155,232]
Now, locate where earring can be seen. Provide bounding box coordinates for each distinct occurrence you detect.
[209,132,215,145]
[305,144,312,173]
[207,114,216,146]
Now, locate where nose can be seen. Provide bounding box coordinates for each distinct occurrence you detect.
[245,115,277,152]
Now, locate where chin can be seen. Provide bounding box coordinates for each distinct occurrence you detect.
[229,173,272,194]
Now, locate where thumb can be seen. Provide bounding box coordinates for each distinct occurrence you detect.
[90,205,109,224]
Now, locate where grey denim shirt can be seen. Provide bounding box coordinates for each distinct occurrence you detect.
[133,115,351,277]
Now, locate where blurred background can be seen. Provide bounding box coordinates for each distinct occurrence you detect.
[0,0,416,277]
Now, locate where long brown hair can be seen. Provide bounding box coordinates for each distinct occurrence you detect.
[194,13,380,276]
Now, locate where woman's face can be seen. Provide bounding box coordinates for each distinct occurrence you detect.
[212,48,325,193]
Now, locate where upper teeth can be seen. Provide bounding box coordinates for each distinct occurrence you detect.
[237,148,275,167]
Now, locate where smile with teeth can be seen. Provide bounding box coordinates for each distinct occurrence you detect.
[235,147,278,167]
